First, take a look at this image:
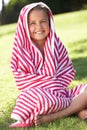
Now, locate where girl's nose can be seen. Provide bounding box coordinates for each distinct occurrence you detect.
[36,22,42,28]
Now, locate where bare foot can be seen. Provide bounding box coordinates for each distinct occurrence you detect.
[34,114,56,126]
[78,109,87,119]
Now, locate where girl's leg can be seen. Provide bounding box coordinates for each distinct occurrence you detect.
[35,89,87,126]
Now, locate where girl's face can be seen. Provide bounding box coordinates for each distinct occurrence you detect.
[28,9,50,46]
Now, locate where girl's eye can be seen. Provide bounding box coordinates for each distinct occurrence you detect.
[41,20,48,23]
[30,22,35,26]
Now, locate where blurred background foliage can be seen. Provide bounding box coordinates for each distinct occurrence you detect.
[0,0,87,25]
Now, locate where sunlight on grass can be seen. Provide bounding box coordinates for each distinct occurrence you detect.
[0,34,19,126]
[54,10,87,44]
[0,23,17,37]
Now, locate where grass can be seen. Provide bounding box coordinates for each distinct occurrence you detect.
[0,9,87,130]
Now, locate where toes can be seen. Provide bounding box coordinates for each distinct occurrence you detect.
[78,109,87,120]
[34,115,42,127]
[34,116,39,127]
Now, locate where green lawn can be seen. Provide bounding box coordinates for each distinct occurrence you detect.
[0,9,87,130]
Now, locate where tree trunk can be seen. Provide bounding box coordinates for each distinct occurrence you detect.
[1,0,5,25]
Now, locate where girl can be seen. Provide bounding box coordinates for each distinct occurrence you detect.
[9,2,87,128]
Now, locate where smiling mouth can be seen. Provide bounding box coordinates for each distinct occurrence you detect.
[35,31,44,34]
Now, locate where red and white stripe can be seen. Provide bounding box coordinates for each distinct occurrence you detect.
[10,2,87,127]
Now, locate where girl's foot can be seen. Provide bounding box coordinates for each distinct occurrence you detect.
[78,109,87,119]
[34,114,55,126]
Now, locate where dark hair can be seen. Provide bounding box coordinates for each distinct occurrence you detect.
[28,5,50,23]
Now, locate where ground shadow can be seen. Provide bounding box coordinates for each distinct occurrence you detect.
[72,56,87,81]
